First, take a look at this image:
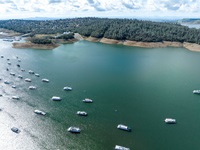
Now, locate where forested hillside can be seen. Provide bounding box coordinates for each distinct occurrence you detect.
[0,18,200,44]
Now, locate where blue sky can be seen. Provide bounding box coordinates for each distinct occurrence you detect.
[0,0,199,19]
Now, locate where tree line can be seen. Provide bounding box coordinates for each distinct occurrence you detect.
[0,18,200,44]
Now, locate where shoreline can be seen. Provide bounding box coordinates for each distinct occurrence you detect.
[85,36,200,52]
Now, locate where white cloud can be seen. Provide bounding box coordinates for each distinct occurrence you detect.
[0,0,200,19]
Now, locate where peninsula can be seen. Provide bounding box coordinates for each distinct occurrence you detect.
[0,18,200,51]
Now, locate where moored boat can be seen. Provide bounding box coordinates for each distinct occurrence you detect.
[25,78,31,82]
[67,127,81,133]
[11,127,20,133]
[10,72,15,76]
[28,70,34,74]
[52,96,62,101]
[164,118,176,124]
[82,98,93,103]
[115,145,130,150]
[34,110,46,116]
[117,124,131,132]
[63,86,72,91]
[12,96,19,100]
[4,80,10,84]
[18,75,23,79]
[77,111,88,116]
[35,73,40,77]
[42,79,49,82]
[12,85,16,88]
[29,86,37,90]
[193,90,200,94]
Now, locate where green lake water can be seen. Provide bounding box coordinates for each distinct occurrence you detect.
[1,40,200,150]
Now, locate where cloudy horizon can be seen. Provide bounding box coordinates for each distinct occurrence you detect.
[0,0,199,20]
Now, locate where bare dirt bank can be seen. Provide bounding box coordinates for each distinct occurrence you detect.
[85,36,200,52]
[12,42,59,50]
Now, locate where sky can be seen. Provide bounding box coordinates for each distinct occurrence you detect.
[0,0,199,19]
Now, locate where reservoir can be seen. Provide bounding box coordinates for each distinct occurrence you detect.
[0,40,200,150]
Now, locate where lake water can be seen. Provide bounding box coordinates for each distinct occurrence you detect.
[1,40,200,150]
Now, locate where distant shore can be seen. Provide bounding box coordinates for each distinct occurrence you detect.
[84,36,200,52]
[1,28,200,51]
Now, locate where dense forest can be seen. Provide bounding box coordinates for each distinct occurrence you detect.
[0,18,200,44]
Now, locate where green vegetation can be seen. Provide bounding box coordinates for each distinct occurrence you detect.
[30,38,52,44]
[0,18,200,44]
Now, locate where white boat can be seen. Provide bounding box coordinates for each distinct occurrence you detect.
[7,62,11,65]
[77,111,88,116]
[52,96,62,101]
[29,70,34,74]
[18,75,23,79]
[67,127,81,133]
[25,78,31,82]
[63,86,72,91]
[115,145,130,150]
[117,124,131,132]
[34,110,46,116]
[193,90,200,94]
[10,72,15,76]
[18,59,21,62]
[42,79,49,83]
[4,80,10,84]
[164,118,176,124]
[29,86,37,90]
[12,96,19,100]
[35,74,40,77]
[11,127,20,133]
[12,85,16,88]
[82,98,93,103]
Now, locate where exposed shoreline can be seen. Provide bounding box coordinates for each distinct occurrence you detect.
[85,36,200,52]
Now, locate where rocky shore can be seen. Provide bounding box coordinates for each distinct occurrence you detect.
[85,36,200,52]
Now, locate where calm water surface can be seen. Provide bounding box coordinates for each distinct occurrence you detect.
[1,40,200,150]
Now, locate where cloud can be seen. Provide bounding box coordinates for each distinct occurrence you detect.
[122,0,143,9]
[49,0,62,4]
[1,0,200,19]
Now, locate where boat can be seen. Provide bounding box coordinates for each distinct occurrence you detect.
[6,68,9,71]
[25,78,31,82]
[193,90,200,94]
[34,110,46,116]
[42,79,49,83]
[117,124,131,132]
[21,69,25,72]
[52,96,62,101]
[29,86,37,90]
[18,59,21,62]
[7,58,10,61]
[63,86,72,91]
[164,118,176,124]
[4,80,10,84]
[17,64,20,67]
[12,85,16,88]
[115,145,130,150]
[77,111,88,116]
[11,127,20,133]
[7,62,11,65]
[67,127,81,133]
[1,55,3,58]
[35,74,40,77]
[10,72,15,76]
[29,70,34,74]
[18,75,23,79]
[82,98,93,103]
[12,96,19,100]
